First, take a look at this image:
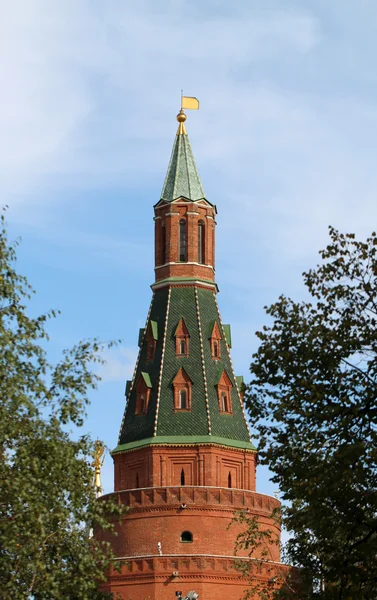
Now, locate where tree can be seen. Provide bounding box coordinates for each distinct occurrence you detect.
[244,227,377,599]
[0,210,123,599]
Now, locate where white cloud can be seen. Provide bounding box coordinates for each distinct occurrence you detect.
[0,1,319,204]
[98,346,138,383]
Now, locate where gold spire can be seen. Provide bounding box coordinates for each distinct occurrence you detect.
[92,440,105,497]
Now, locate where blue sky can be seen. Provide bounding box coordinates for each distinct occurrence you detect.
[2,0,377,498]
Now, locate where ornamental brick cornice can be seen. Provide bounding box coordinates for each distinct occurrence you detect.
[101,485,279,518]
[106,555,291,583]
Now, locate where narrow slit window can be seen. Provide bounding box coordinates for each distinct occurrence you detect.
[198,220,205,264]
[180,339,186,355]
[161,223,166,264]
[135,472,139,488]
[221,392,228,412]
[179,389,187,410]
[214,340,219,357]
[228,472,232,488]
[181,468,185,486]
[179,219,187,262]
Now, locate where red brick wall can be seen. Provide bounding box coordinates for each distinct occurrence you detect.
[100,555,292,600]
[154,200,216,283]
[114,445,256,491]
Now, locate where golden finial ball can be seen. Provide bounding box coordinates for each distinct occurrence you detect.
[177,109,187,123]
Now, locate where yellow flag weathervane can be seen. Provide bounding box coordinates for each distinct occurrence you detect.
[177,93,199,134]
[181,95,199,110]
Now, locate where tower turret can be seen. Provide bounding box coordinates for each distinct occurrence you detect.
[99,108,288,600]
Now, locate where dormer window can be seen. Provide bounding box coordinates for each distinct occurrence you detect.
[135,372,152,415]
[216,369,233,414]
[209,321,222,360]
[172,367,192,412]
[175,318,190,357]
[179,219,187,262]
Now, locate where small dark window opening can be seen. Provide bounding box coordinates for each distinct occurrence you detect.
[221,392,228,412]
[179,389,187,410]
[181,468,185,486]
[161,223,166,264]
[179,219,187,262]
[214,340,219,357]
[198,220,205,264]
[228,472,232,488]
[180,530,193,543]
[136,472,139,488]
[180,339,186,355]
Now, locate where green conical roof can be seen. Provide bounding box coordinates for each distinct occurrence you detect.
[160,128,206,202]
[115,287,254,452]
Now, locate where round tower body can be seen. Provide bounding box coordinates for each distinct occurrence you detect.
[98,111,291,599]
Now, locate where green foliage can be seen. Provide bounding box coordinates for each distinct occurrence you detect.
[245,227,377,599]
[0,210,124,599]
[230,509,298,600]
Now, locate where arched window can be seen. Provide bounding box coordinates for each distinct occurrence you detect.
[221,391,228,413]
[181,468,185,486]
[179,389,187,410]
[228,472,232,488]
[179,339,186,355]
[180,531,193,543]
[161,222,166,264]
[179,219,187,262]
[198,220,205,264]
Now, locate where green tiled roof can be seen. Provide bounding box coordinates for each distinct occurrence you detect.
[118,286,251,448]
[113,435,255,454]
[160,131,206,202]
[223,324,232,347]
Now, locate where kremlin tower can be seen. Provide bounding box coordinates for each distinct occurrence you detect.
[99,104,288,599]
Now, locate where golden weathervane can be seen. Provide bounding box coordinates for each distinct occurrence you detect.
[177,94,200,134]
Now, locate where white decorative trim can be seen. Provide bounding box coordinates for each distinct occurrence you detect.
[155,262,214,271]
[195,287,212,435]
[206,215,214,220]
[186,211,200,215]
[117,294,155,444]
[213,294,252,441]
[153,216,161,221]
[153,287,171,436]
[165,212,180,216]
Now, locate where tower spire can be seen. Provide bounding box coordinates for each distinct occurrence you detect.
[160,101,205,203]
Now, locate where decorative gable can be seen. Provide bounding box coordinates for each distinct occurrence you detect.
[135,372,152,416]
[209,321,222,359]
[146,320,158,362]
[215,368,233,414]
[172,367,192,411]
[175,317,190,357]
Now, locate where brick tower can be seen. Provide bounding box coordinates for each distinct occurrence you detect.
[100,108,286,599]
